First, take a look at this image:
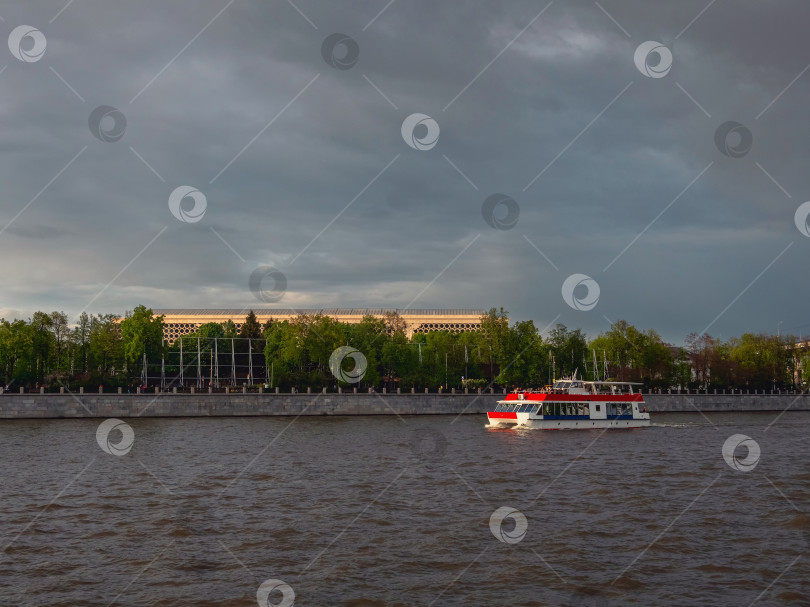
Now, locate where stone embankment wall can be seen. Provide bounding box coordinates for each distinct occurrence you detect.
[643,393,809,412]
[0,392,807,418]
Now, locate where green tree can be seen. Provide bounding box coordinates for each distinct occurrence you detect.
[418,330,473,389]
[49,311,70,372]
[29,312,55,385]
[497,320,545,388]
[222,320,238,339]
[263,319,307,388]
[239,311,262,339]
[548,324,588,379]
[589,320,674,386]
[88,314,124,375]
[728,333,793,390]
[72,312,91,373]
[196,322,226,340]
[0,319,32,385]
[478,307,510,382]
[344,316,385,387]
[119,305,165,364]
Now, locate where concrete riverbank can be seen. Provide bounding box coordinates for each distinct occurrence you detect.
[0,392,808,418]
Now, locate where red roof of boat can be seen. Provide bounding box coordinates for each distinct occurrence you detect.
[501,393,643,402]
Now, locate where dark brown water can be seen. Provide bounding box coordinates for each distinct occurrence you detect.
[1,412,809,606]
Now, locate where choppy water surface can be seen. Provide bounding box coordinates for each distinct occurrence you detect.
[1,411,809,606]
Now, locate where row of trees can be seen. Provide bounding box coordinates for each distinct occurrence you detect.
[0,306,807,391]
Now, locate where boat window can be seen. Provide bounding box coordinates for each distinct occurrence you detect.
[595,404,601,412]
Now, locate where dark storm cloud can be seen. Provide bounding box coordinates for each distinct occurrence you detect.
[1,0,809,342]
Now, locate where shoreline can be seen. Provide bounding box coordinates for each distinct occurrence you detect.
[0,392,808,418]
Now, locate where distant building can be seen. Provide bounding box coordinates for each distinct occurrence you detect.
[152,308,490,344]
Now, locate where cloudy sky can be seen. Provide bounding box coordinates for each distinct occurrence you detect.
[1,0,809,344]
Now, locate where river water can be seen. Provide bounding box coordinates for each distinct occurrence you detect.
[1,412,809,606]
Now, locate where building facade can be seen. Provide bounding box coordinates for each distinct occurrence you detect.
[152,308,490,344]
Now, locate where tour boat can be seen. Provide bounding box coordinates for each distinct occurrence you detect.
[487,379,650,430]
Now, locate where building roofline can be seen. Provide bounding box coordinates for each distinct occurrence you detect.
[150,308,489,316]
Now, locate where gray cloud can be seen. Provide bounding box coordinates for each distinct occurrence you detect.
[1,0,809,342]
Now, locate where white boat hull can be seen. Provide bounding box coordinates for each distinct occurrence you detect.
[487,416,650,430]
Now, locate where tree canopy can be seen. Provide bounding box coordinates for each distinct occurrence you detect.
[0,306,804,391]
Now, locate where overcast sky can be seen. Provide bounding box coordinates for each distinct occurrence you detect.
[1,0,809,344]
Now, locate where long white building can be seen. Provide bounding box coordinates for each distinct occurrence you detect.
[152,308,490,344]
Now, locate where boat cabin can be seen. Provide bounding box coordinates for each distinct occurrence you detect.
[487,381,649,429]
